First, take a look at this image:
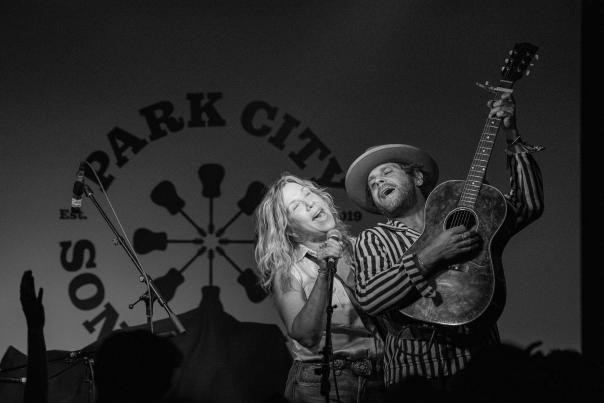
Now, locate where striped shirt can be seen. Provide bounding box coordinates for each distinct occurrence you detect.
[354,142,544,386]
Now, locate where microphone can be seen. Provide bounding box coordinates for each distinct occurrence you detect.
[70,162,86,213]
[0,376,26,384]
[325,229,342,272]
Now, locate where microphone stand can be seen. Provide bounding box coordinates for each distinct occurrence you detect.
[319,260,338,403]
[0,376,26,384]
[84,356,95,403]
[54,350,97,403]
[82,183,185,335]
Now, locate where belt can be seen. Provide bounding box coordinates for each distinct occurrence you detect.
[330,357,382,378]
[395,323,439,341]
[387,319,494,347]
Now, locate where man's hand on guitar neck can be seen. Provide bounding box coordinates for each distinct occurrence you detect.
[488,91,516,130]
[489,92,526,150]
[415,225,481,275]
[488,92,530,153]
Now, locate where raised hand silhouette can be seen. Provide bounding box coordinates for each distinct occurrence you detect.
[20,270,44,330]
[19,270,48,403]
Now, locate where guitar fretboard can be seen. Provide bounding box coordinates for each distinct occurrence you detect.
[458,115,502,208]
[459,80,515,208]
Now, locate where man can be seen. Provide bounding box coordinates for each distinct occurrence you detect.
[344,92,543,396]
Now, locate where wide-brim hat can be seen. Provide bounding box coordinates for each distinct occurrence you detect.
[345,144,439,214]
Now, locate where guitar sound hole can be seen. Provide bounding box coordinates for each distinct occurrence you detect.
[444,208,478,230]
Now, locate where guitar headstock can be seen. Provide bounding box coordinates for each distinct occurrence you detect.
[501,42,539,82]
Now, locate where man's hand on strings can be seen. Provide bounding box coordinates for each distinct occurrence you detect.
[416,225,481,273]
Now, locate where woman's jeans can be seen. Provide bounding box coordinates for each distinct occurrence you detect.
[284,360,386,403]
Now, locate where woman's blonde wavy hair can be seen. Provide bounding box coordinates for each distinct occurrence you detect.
[254,173,352,293]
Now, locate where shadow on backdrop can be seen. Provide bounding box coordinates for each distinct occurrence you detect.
[384,342,604,403]
[0,285,291,403]
[94,329,182,403]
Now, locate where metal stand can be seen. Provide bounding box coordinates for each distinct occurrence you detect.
[56,351,96,403]
[0,376,26,384]
[84,356,95,403]
[82,183,185,335]
[319,265,339,403]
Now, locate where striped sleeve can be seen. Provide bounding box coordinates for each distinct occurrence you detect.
[504,139,545,233]
[354,229,431,315]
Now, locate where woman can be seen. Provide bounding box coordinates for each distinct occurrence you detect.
[255,173,385,403]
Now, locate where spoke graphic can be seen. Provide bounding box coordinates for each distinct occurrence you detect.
[198,164,225,234]
[218,239,255,245]
[135,171,266,303]
[151,180,206,236]
[216,246,267,303]
[208,249,215,286]
[131,246,207,305]
[216,181,267,236]
[133,228,203,254]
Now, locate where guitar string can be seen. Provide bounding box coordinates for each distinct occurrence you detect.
[459,119,490,213]
[455,53,524,232]
[455,109,500,230]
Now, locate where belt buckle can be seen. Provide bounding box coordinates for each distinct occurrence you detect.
[350,358,372,377]
[331,358,346,370]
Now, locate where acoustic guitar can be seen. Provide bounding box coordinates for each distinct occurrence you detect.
[401,42,539,326]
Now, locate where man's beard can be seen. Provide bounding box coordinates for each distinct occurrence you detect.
[377,184,417,218]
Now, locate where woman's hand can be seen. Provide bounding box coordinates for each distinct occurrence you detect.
[316,238,344,273]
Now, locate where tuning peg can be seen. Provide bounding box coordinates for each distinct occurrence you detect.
[237,268,268,303]
[198,164,225,198]
[152,268,185,302]
[525,70,531,76]
[534,54,540,61]
[215,181,267,237]
[238,181,267,215]
[133,228,203,253]
[214,245,268,303]
[198,164,224,234]
[133,228,167,254]
[151,181,185,215]
[208,248,215,285]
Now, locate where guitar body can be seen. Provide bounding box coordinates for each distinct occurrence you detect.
[395,42,538,326]
[401,180,508,326]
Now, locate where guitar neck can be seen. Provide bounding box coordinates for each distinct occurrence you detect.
[459,80,514,208]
